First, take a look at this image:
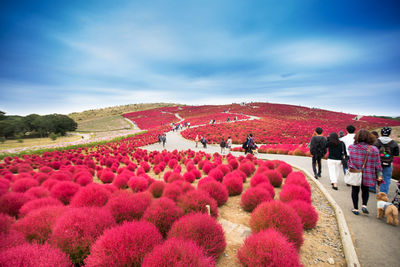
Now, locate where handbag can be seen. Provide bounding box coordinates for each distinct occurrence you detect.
[344,146,370,186]
[341,142,349,169]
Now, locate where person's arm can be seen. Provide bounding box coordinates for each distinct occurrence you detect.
[392,142,399,157]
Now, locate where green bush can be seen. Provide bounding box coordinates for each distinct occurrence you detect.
[49,133,57,141]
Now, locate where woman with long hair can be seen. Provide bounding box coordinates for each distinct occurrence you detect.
[348,129,383,215]
[326,132,347,190]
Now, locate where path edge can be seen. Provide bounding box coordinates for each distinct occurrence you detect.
[290,163,360,267]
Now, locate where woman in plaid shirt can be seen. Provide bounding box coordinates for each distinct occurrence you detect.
[348,129,383,215]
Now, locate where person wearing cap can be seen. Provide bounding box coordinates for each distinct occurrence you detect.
[375,126,399,194]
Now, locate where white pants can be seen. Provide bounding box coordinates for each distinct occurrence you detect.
[327,159,342,184]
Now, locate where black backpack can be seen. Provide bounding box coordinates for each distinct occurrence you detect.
[220,140,226,147]
[242,140,248,149]
[311,137,326,157]
[378,140,394,166]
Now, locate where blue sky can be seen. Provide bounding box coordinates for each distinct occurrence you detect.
[1,0,400,116]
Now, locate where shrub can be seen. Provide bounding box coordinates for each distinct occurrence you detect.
[84,221,162,267]
[0,192,32,217]
[190,168,202,179]
[0,231,27,252]
[0,243,72,267]
[0,179,9,197]
[163,171,172,182]
[197,176,216,187]
[177,190,218,218]
[11,178,39,193]
[228,159,239,170]
[198,180,229,207]
[0,213,14,234]
[19,197,63,217]
[286,171,306,181]
[24,186,50,199]
[70,183,111,207]
[41,179,58,191]
[162,183,183,202]
[75,174,93,186]
[140,161,151,172]
[106,191,152,223]
[239,162,255,177]
[143,197,184,237]
[265,170,283,187]
[148,180,165,198]
[50,181,80,204]
[168,213,226,260]
[218,164,231,175]
[50,171,72,181]
[183,171,196,183]
[112,174,129,189]
[142,238,215,267]
[285,174,311,193]
[276,163,293,178]
[250,173,270,187]
[99,169,115,183]
[237,229,301,267]
[12,206,67,243]
[231,169,247,182]
[287,200,318,229]
[240,187,273,212]
[222,175,243,196]
[280,184,311,204]
[208,168,224,182]
[167,172,184,183]
[128,176,148,192]
[202,162,214,175]
[50,207,116,264]
[250,201,304,250]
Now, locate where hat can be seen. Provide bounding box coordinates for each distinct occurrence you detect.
[381,126,392,137]
[339,131,344,137]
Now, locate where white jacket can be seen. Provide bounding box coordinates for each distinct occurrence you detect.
[340,133,355,154]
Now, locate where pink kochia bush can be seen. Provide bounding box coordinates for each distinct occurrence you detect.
[143,197,184,237]
[222,174,243,196]
[70,183,111,207]
[0,230,27,252]
[285,171,311,193]
[84,221,163,267]
[0,192,32,217]
[50,207,116,264]
[250,201,304,250]
[11,178,39,193]
[177,190,218,218]
[18,197,63,217]
[50,181,80,204]
[106,191,153,223]
[287,200,318,229]
[198,180,229,207]
[240,187,273,212]
[128,176,148,192]
[276,163,293,178]
[148,180,165,198]
[265,170,283,187]
[0,243,72,267]
[0,213,14,234]
[168,213,226,260]
[142,238,215,267]
[280,184,312,204]
[237,229,301,267]
[25,186,50,199]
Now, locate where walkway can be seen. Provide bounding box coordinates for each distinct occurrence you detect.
[142,130,400,267]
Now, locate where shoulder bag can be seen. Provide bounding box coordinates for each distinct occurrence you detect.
[344,146,370,186]
[341,142,349,169]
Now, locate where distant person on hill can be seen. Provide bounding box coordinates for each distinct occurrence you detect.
[348,129,382,215]
[374,127,399,195]
[326,132,347,190]
[340,125,356,174]
[161,134,166,148]
[309,127,327,179]
[220,138,226,154]
[195,134,199,148]
[157,134,162,144]
[247,134,256,155]
[226,136,232,153]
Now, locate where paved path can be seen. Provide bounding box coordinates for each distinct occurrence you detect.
[143,130,400,267]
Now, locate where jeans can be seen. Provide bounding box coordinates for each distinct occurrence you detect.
[312,155,322,176]
[380,165,393,195]
[352,184,369,210]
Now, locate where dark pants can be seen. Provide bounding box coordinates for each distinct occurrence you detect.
[351,184,369,210]
[312,155,322,176]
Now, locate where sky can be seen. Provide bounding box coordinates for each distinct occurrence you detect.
[1,0,400,116]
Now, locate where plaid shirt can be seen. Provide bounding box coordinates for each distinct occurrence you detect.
[348,143,382,187]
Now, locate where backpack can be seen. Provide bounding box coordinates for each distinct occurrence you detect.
[378,140,394,166]
[220,140,226,148]
[311,137,326,157]
[242,140,248,149]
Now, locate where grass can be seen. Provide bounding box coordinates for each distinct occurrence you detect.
[0,135,82,150]
[76,115,134,132]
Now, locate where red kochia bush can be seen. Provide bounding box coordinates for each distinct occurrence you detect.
[168,213,226,260]
[19,197,63,217]
[50,207,116,264]
[84,221,162,267]
[240,187,273,212]
[239,162,255,177]
[201,162,214,175]
[285,175,311,193]
[191,168,202,179]
[142,238,215,267]
[143,197,184,237]
[50,181,80,204]
[11,178,39,193]
[250,173,270,187]
[0,192,32,217]
[0,231,27,252]
[148,180,165,198]
[222,174,243,196]
[228,159,239,170]
[276,163,293,178]
[183,171,196,183]
[208,168,224,182]
[0,179,9,196]
[0,243,72,267]
[198,180,229,207]
[25,186,50,199]
[237,229,301,267]
[280,184,311,204]
[287,200,318,229]
[112,175,129,189]
[106,191,152,223]
[41,179,58,191]
[70,183,111,207]
[12,206,67,243]
[265,170,283,187]
[99,169,115,183]
[128,176,148,192]
[167,172,184,183]
[162,183,183,202]
[250,201,304,250]
[177,190,218,218]
[0,213,14,234]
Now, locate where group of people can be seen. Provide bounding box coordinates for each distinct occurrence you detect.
[310,125,399,215]
[243,134,257,155]
[157,134,167,148]
[171,122,190,132]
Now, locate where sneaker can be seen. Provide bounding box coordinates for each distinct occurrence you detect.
[314,175,319,179]
[362,206,369,214]
[318,174,321,178]
[352,209,359,215]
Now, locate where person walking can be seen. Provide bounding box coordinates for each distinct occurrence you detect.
[201,136,207,148]
[226,136,232,153]
[348,129,383,215]
[309,127,327,179]
[339,131,348,174]
[340,125,356,173]
[161,134,166,148]
[220,138,226,154]
[326,132,347,190]
[157,134,162,144]
[247,134,256,155]
[195,134,199,148]
[375,126,399,195]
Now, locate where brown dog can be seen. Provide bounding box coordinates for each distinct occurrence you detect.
[376,192,399,226]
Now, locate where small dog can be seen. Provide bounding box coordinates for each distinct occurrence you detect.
[376,192,399,226]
